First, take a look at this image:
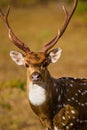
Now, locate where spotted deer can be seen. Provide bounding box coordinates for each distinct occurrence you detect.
[0,0,87,130]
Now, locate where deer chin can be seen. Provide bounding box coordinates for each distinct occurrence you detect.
[31,78,44,85]
[32,80,42,85]
[31,81,46,89]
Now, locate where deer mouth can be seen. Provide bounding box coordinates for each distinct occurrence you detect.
[32,80,43,86]
[31,72,42,84]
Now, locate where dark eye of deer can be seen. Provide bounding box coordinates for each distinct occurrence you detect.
[42,61,48,68]
[25,63,29,68]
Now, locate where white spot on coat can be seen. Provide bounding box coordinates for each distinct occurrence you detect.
[66,126,69,129]
[62,123,66,126]
[72,116,76,119]
[56,88,58,92]
[54,126,58,130]
[75,100,78,103]
[58,95,61,102]
[71,97,75,100]
[71,110,75,114]
[70,123,73,126]
[67,98,71,102]
[70,84,73,87]
[62,116,65,120]
[75,93,78,96]
[54,83,57,87]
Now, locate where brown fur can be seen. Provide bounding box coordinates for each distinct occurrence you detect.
[25,53,87,130]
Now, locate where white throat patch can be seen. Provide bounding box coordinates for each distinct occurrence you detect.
[29,83,46,106]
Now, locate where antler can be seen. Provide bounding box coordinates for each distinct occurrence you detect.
[0,7,31,53]
[41,0,78,53]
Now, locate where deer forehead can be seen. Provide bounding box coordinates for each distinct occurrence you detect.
[24,52,48,65]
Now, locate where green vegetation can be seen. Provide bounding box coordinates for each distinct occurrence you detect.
[0,80,25,90]
[77,1,87,13]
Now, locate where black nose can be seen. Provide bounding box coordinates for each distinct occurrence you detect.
[31,72,42,82]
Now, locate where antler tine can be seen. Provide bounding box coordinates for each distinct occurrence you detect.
[0,7,31,53]
[41,0,78,53]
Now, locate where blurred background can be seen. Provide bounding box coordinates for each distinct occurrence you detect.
[0,0,87,130]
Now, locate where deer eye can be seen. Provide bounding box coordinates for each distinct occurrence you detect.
[25,63,29,68]
[42,61,48,68]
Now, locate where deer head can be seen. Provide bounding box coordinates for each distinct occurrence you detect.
[10,48,62,85]
[0,0,78,85]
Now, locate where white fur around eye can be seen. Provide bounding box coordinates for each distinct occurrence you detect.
[49,48,62,63]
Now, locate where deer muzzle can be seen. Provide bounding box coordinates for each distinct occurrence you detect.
[31,72,42,83]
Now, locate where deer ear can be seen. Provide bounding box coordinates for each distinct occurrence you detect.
[10,51,24,65]
[49,48,62,63]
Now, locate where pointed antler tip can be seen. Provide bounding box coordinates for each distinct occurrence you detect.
[6,6,11,18]
[62,5,65,10]
[57,29,60,35]
[0,7,31,53]
[41,0,78,52]
[62,5,68,16]
[7,6,11,12]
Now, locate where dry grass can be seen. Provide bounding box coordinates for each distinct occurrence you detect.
[0,2,87,130]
